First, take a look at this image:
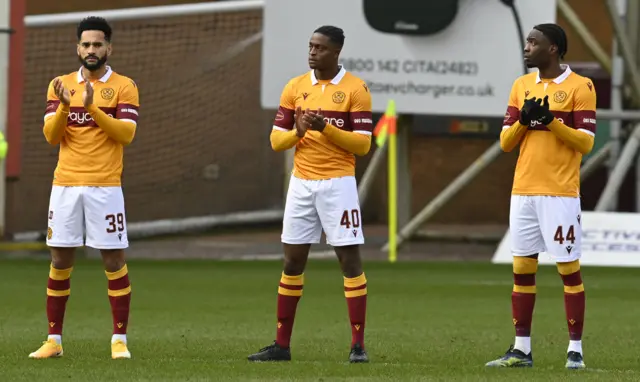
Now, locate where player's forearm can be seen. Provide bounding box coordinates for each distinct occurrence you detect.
[322,124,371,156]
[547,119,594,155]
[499,121,528,152]
[87,104,136,145]
[43,104,70,145]
[270,129,301,152]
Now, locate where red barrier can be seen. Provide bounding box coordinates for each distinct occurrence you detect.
[7,0,25,178]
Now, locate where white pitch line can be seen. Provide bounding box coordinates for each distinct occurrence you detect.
[219,250,335,261]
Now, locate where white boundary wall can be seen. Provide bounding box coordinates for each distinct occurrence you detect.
[261,0,557,116]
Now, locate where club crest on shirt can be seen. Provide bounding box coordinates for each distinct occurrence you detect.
[332,91,346,104]
[47,227,53,240]
[101,88,115,100]
[524,90,530,97]
[554,90,568,103]
[302,92,309,100]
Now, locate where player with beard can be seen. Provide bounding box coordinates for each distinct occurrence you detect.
[29,16,139,360]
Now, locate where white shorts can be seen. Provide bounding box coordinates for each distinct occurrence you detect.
[282,175,364,246]
[46,186,129,250]
[510,195,582,262]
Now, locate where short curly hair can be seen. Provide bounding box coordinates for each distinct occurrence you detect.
[314,25,344,48]
[77,16,112,42]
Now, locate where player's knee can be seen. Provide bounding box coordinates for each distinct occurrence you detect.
[513,256,538,275]
[283,259,305,276]
[556,260,583,293]
[282,244,310,275]
[335,245,363,278]
[339,256,362,277]
[282,256,306,275]
[341,264,363,279]
[50,247,75,269]
[556,259,580,275]
[101,249,126,272]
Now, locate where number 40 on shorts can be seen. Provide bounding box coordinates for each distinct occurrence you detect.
[340,209,360,229]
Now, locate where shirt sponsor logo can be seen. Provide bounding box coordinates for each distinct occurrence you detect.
[68,111,114,125]
[324,117,345,128]
[530,117,564,127]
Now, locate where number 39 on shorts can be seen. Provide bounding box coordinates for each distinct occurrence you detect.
[106,212,125,233]
[340,209,360,229]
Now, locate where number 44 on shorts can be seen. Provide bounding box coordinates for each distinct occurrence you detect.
[340,209,361,237]
[554,225,576,254]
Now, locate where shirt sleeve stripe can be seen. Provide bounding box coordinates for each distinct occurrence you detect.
[116,103,139,123]
[119,118,137,125]
[503,106,520,127]
[45,100,60,115]
[274,106,295,130]
[349,111,373,132]
[578,128,595,136]
[573,110,596,133]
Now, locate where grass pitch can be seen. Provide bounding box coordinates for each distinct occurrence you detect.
[1,258,639,381]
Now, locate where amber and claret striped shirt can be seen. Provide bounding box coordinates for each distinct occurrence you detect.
[502,65,597,197]
[44,66,139,186]
[272,67,373,180]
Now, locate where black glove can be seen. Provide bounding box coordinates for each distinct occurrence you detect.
[519,97,541,125]
[537,95,555,125]
[526,96,555,125]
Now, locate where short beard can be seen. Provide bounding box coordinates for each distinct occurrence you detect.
[79,55,108,71]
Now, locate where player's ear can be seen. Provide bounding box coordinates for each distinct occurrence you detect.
[107,43,113,57]
[549,44,558,56]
